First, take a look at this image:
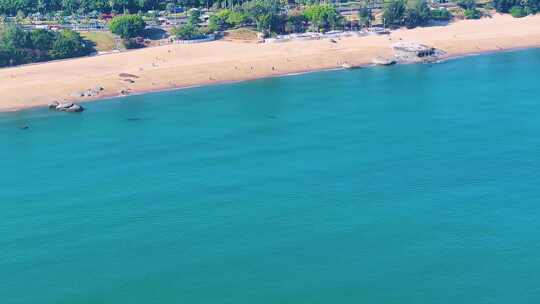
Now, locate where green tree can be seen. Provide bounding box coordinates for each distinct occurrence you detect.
[137,0,158,10]
[209,9,229,31]
[457,0,476,9]
[15,9,25,22]
[509,5,526,17]
[383,0,406,27]
[30,28,55,50]
[0,25,96,66]
[165,2,175,12]
[492,0,539,14]
[187,8,202,24]
[49,29,91,59]
[208,9,234,31]
[430,8,452,20]
[1,24,30,49]
[0,44,28,67]
[171,22,203,39]
[109,0,130,12]
[88,0,110,12]
[243,0,283,33]
[357,4,373,28]
[492,0,518,12]
[0,45,14,67]
[0,25,25,66]
[303,4,342,32]
[404,0,430,28]
[61,0,77,13]
[109,14,146,38]
[463,8,481,18]
[227,10,247,26]
[285,11,307,33]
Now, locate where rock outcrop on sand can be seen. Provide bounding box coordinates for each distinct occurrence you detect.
[71,86,104,98]
[48,101,84,112]
[119,88,131,95]
[118,73,139,79]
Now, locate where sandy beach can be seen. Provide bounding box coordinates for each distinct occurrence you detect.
[1,13,540,112]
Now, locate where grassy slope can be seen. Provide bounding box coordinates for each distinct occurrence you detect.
[81,31,119,52]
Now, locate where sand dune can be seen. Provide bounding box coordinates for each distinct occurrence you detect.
[1,13,540,112]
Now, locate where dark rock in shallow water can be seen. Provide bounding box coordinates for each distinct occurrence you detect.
[18,125,29,130]
[48,101,59,109]
[63,103,84,112]
[372,56,396,66]
[49,101,84,113]
[56,102,74,109]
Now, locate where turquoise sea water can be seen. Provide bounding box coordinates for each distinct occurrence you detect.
[2,49,540,303]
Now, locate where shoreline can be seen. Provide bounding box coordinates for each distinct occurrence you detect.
[0,67,344,112]
[3,46,536,114]
[2,13,540,113]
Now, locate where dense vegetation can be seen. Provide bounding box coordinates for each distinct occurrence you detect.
[382,0,439,28]
[303,4,343,32]
[208,8,248,31]
[1,0,175,15]
[509,5,527,17]
[0,24,92,67]
[0,0,330,16]
[357,4,374,27]
[492,0,540,16]
[171,8,206,39]
[109,14,145,38]
[179,1,346,39]
[430,8,453,20]
[456,0,481,19]
[0,0,538,23]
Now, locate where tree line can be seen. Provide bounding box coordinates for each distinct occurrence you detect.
[1,0,172,16]
[1,0,539,20]
[492,0,540,17]
[169,0,345,39]
[203,0,452,34]
[0,24,92,67]
[0,0,335,16]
